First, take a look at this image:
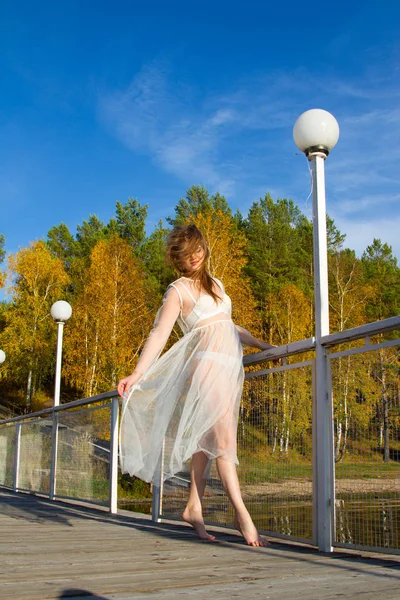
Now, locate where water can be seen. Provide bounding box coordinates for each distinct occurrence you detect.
[335,495,400,549]
[119,487,400,551]
[161,493,400,551]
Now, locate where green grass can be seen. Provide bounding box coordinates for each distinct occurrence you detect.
[237,456,399,484]
[335,461,399,480]
[238,463,313,484]
[118,473,152,500]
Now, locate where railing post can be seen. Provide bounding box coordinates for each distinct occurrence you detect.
[109,397,119,514]
[151,439,164,522]
[13,423,21,491]
[312,361,317,546]
[49,412,59,500]
[326,358,335,544]
[312,346,335,551]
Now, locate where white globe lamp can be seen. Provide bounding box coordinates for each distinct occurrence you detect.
[51,300,72,323]
[51,301,72,406]
[293,109,339,157]
[0,350,5,364]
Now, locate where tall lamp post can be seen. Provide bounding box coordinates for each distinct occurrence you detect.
[293,109,340,553]
[50,301,72,407]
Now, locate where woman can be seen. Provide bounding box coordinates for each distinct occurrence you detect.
[118,224,274,546]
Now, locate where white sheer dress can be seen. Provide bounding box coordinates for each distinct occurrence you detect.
[119,277,244,483]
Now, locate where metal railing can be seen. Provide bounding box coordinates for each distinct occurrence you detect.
[160,316,400,555]
[0,315,399,554]
[0,392,119,512]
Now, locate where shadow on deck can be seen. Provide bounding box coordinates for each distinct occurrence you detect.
[1,488,399,600]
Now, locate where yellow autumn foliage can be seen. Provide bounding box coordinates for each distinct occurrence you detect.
[266,283,312,344]
[0,241,70,408]
[63,236,155,396]
[328,251,374,332]
[188,207,262,337]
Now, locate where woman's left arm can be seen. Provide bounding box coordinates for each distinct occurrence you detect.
[235,325,276,350]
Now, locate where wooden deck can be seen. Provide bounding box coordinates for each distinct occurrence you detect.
[1,489,399,599]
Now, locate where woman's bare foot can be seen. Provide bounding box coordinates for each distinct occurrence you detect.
[182,507,216,541]
[234,511,268,547]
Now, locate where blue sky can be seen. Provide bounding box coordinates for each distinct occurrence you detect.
[1,1,400,272]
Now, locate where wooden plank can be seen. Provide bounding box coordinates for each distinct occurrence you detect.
[1,489,399,600]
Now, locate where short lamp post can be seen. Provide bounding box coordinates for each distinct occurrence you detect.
[50,301,72,407]
[0,350,5,365]
[293,109,340,553]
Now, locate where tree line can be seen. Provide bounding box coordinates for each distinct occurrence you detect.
[0,186,399,462]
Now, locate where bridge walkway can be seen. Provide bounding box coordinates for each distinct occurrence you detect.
[1,489,399,599]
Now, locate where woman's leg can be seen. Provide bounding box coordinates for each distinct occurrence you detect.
[216,457,267,547]
[182,451,216,541]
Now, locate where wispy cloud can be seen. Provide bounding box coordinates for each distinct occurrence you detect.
[97,64,237,195]
[98,58,400,257]
[333,193,400,216]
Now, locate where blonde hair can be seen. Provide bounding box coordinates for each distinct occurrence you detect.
[166,225,221,303]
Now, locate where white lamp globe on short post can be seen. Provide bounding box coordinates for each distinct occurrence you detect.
[0,350,5,365]
[50,301,72,407]
[293,108,340,553]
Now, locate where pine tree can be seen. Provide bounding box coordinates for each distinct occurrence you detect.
[361,239,400,321]
[47,224,77,269]
[114,198,148,251]
[141,220,174,295]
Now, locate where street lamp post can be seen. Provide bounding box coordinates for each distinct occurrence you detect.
[49,300,72,501]
[293,109,340,552]
[50,301,72,407]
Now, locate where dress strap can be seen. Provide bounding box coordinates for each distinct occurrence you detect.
[168,284,183,309]
[178,280,198,304]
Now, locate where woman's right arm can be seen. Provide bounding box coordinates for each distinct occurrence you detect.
[117,287,181,397]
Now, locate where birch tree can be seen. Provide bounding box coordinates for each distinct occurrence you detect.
[361,240,400,462]
[0,241,70,409]
[63,236,155,396]
[266,284,312,456]
[328,249,375,461]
